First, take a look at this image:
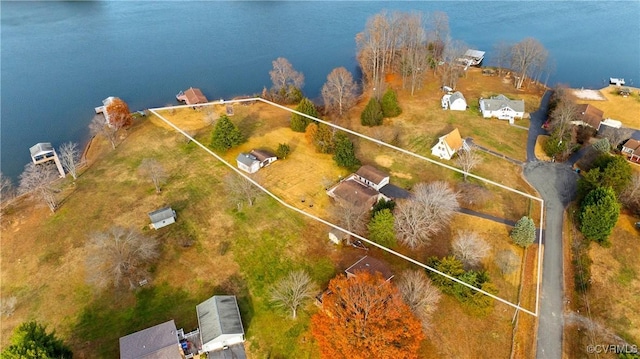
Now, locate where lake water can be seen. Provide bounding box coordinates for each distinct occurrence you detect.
[2,1,639,181]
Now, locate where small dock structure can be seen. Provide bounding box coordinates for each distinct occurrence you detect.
[609,78,625,86]
[459,49,485,69]
[29,142,65,178]
[177,87,208,105]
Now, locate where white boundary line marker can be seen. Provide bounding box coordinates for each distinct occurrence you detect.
[149,97,544,317]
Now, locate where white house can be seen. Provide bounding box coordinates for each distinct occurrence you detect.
[148,207,177,230]
[622,139,640,163]
[236,153,260,174]
[354,165,390,191]
[197,295,245,353]
[479,94,525,124]
[442,91,467,111]
[431,128,468,160]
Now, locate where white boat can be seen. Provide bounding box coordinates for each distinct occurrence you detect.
[609,77,625,86]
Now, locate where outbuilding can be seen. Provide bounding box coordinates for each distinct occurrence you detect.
[197,295,246,354]
[148,207,177,230]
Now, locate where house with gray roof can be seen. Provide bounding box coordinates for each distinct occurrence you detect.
[479,94,525,124]
[236,149,277,174]
[197,295,245,354]
[441,91,467,111]
[148,207,176,230]
[119,320,183,359]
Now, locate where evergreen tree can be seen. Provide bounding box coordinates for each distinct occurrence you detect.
[210,115,243,152]
[313,124,335,154]
[578,154,632,201]
[580,187,620,246]
[291,98,319,132]
[367,209,396,248]
[276,143,291,159]
[360,98,383,126]
[510,216,536,248]
[2,321,72,359]
[381,88,402,117]
[371,198,396,217]
[333,133,360,168]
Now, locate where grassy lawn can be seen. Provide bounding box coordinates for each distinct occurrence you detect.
[1,68,545,358]
[574,85,640,127]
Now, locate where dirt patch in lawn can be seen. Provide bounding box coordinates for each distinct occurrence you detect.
[374,154,394,167]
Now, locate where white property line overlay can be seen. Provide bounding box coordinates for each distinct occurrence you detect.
[149,97,544,317]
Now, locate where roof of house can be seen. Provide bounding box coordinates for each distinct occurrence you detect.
[148,207,175,224]
[29,142,54,157]
[236,153,258,167]
[207,344,247,359]
[345,256,394,281]
[249,149,276,162]
[197,295,244,345]
[449,91,466,104]
[575,104,604,128]
[119,320,181,359]
[183,87,208,105]
[379,183,411,199]
[442,128,464,151]
[480,94,525,113]
[623,139,640,151]
[355,165,389,185]
[331,180,380,207]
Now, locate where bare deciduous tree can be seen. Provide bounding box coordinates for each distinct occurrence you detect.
[224,173,263,211]
[395,181,459,248]
[89,115,118,149]
[331,198,369,244]
[270,57,304,92]
[270,270,318,319]
[138,158,168,193]
[621,172,640,213]
[321,67,358,118]
[456,146,481,182]
[492,41,512,76]
[456,182,492,208]
[18,163,58,213]
[86,226,160,289]
[548,97,578,140]
[600,126,634,150]
[439,37,468,89]
[495,249,520,275]
[452,230,491,268]
[58,142,81,180]
[397,270,441,329]
[511,37,548,89]
[398,12,429,95]
[0,172,15,205]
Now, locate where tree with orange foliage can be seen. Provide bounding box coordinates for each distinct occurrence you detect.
[104,97,133,130]
[312,271,424,359]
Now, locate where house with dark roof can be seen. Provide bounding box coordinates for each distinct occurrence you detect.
[328,180,381,208]
[197,295,245,354]
[249,149,277,168]
[176,87,208,105]
[622,139,640,163]
[431,128,468,160]
[148,207,176,230]
[571,104,603,130]
[479,94,525,123]
[345,256,394,281]
[236,149,277,174]
[119,320,183,359]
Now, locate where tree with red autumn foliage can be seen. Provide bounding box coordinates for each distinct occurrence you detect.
[311,271,424,359]
[105,97,132,130]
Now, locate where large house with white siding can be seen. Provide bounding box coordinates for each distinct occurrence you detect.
[479,95,525,124]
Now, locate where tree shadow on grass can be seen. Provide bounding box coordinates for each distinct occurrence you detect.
[236,112,260,140]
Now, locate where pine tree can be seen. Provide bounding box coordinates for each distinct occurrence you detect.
[381,88,402,117]
[367,208,396,247]
[333,133,360,169]
[360,98,383,126]
[210,115,243,152]
[510,216,536,247]
[291,98,319,132]
[580,187,620,246]
[2,321,72,359]
[276,143,291,159]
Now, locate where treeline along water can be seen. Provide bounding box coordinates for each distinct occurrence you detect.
[1,1,638,181]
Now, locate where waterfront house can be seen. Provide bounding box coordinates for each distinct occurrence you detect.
[177,87,208,105]
[431,128,468,160]
[479,95,525,123]
[196,295,246,355]
[29,142,66,178]
[148,207,177,230]
[571,104,603,130]
[119,320,183,359]
[441,91,467,111]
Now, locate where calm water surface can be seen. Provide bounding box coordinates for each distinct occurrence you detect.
[2,1,639,180]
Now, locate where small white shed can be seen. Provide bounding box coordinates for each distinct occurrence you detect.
[197,295,245,353]
[442,91,467,111]
[236,153,260,174]
[148,207,176,230]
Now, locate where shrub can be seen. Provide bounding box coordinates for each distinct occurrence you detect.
[381,88,401,117]
[276,143,291,159]
[510,216,536,247]
[360,98,383,126]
